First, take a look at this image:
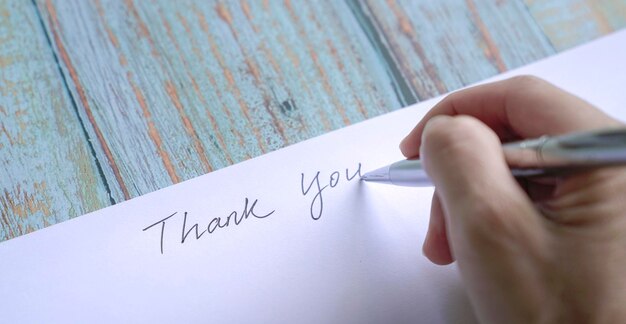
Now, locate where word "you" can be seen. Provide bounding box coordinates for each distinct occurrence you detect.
[300,163,361,220]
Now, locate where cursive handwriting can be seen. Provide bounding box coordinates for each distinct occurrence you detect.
[300,163,361,220]
[142,197,275,254]
[143,163,363,255]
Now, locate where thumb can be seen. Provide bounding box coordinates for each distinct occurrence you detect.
[421,115,549,322]
[420,115,541,248]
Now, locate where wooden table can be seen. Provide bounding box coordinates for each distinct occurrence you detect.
[1,0,625,242]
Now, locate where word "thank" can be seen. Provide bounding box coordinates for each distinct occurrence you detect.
[142,197,275,254]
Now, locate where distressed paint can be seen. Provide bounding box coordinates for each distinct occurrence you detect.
[2,0,625,241]
[355,0,557,100]
[0,0,109,241]
[34,0,403,201]
[526,0,626,50]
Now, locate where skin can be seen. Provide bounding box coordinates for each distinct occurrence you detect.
[400,76,626,323]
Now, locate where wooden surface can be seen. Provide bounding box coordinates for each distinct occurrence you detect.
[1,0,625,242]
[0,0,111,240]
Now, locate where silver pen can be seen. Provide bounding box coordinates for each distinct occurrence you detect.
[361,128,626,187]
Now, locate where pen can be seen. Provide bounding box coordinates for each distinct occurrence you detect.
[361,128,626,187]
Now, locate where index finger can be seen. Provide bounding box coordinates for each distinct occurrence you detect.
[399,76,618,158]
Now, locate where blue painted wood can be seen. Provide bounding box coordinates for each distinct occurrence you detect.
[354,0,556,99]
[34,0,561,204]
[0,0,110,241]
[526,0,626,50]
[2,0,625,241]
[34,0,404,202]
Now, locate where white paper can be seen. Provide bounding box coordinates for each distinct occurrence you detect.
[1,30,625,324]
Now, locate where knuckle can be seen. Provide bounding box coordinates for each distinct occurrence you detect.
[508,75,548,89]
[444,90,465,107]
[423,116,494,158]
[505,75,555,102]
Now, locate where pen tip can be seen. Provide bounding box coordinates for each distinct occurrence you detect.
[360,166,391,183]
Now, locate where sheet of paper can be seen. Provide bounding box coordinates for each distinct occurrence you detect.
[1,30,625,323]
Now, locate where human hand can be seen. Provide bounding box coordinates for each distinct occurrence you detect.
[400,76,626,323]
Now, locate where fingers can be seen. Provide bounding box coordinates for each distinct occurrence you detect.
[420,115,550,322]
[407,76,626,323]
[542,167,626,225]
[423,192,453,265]
[420,115,543,259]
[401,75,619,158]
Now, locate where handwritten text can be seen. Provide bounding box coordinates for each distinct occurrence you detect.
[142,197,275,254]
[300,163,361,220]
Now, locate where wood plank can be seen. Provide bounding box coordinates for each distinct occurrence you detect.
[525,0,626,50]
[355,0,556,100]
[0,0,110,241]
[35,0,563,202]
[13,0,623,241]
[35,0,405,199]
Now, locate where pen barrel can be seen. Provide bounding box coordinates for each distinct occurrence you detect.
[504,128,626,169]
[389,160,432,187]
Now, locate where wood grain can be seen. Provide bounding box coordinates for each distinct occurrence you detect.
[33,0,562,201]
[355,0,556,99]
[1,0,625,241]
[526,0,626,50]
[34,0,404,201]
[0,0,110,241]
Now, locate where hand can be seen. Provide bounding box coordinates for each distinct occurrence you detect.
[400,76,626,323]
